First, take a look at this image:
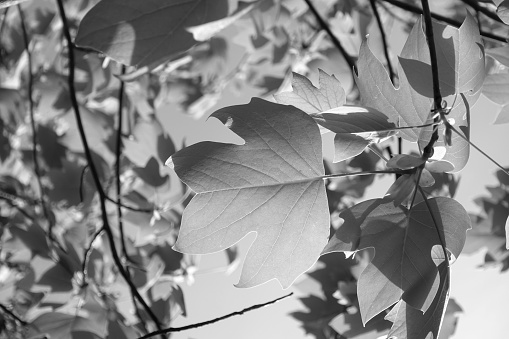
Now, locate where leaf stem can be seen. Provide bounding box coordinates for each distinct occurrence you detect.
[104,195,153,213]
[303,0,356,70]
[138,293,293,339]
[322,169,405,180]
[54,1,164,335]
[446,122,509,177]
[379,0,508,43]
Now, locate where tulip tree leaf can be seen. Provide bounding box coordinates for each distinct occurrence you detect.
[274,69,346,113]
[170,98,330,288]
[76,0,230,67]
[386,263,449,339]
[400,14,485,173]
[323,197,470,324]
[355,37,432,143]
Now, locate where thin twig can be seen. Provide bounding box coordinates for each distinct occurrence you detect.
[54,1,164,336]
[105,195,153,213]
[460,0,503,24]
[303,0,356,70]
[446,122,509,177]
[0,304,26,326]
[322,169,406,180]
[81,227,104,283]
[380,0,508,43]
[139,293,293,339]
[0,196,34,221]
[116,65,129,260]
[17,5,54,234]
[420,0,442,160]
[369,0,395,82]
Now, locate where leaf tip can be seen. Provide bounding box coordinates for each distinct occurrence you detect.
[165,156,174,169]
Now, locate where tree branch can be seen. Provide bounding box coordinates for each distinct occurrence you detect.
[0,304,26,326]
[420,0,441,160]
[139,293,293,339]
[54,1,164,336]
[303,0,356,70]
[380,0,508,43]
[460,0,504,24]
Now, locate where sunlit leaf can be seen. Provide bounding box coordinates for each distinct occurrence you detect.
[355,37,432,142]
[483,74,509,105]
[170,98,329,288]
[486,46,509,67]
[323,197,470,324]
[274,69,346,113]
[497,0,509,24]
[76,0,230,67]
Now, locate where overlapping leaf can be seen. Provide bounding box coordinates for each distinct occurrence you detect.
[385,263,449,339]
[169,98,330,288]
[275,70,397,162]
[76,0,230,67]
[323,197,470,324]
[399,14,485,172]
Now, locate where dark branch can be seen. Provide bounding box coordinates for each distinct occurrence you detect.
[116,65,129,260]
[420,0,441,160]
[54,1,164,336]
[139,293,294,339]
[0,304,26,326]
[460,0,504,24]
[105,195,153,213]
[380,0,508,43]
[303,0,356,70]
[370,0,395,82]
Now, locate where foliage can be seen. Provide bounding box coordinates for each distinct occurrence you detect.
[0,0,508,339]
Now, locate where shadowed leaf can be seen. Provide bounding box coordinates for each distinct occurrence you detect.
[323,197,470,324]
[76,0,230,67]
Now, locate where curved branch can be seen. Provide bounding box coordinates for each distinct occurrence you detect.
[380,0,508,43]
[54,1,164,336]
[303,0,356,70]
[139,293,293,339]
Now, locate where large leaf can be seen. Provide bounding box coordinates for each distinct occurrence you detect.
[323,197,470,324]
[76,0,230,67]
[170,98,330,288]
[483,74,509,105]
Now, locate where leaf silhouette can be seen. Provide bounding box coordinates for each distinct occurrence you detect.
[170,98,330,288]
[323,197,470,324]
[76,0,230,67]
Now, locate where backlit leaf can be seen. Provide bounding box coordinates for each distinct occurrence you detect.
[400,14,484,172]
[497,0,509,24]
[274,69,346,113]
[355,37,432,142]
[323,197,470,324]
[170,98,329,288]
[386,264,449,339]
[483,74,509,105]
[76,0,230,67]
[494,104,509,125]
[332,133,370,163]
[486,46,509,67]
